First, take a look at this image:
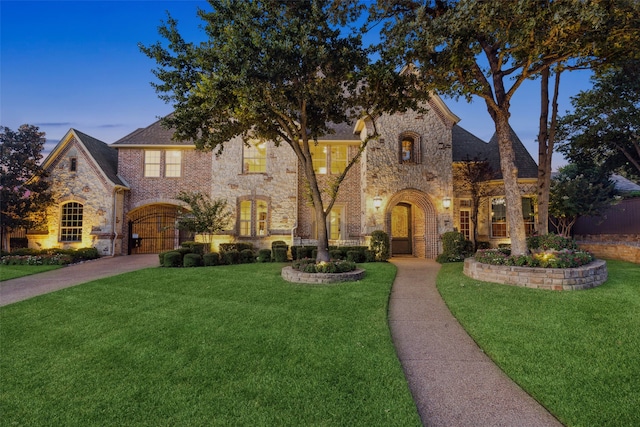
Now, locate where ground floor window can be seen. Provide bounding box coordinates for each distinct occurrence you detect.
[491,197,507,238]
[490,196,536,238]
[60,202,83,242]
[239,198,269,237]
[459,210,471,239]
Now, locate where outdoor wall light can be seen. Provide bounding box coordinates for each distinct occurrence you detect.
[373,195,382,210]
[442,197,451,209]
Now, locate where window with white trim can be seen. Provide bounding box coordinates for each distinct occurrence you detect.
[165,150,182,177]
[60,202,83,242]
[491,197,507,238]
[144,150,161,177]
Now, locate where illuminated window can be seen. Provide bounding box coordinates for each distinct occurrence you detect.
[239,200,252,236]
[243,141,267,173]
[459,210,471,240]
[165,150,182,177]
[491,197,507,238]
[328,208,343,240]
[330,146,348,174]
[398,132,421,164]
[310,144,328,174]
[60,202,83,242]
[144,150,161,177]
[238,198,269,237]
[522,197,536,236]
[309,143,349,175]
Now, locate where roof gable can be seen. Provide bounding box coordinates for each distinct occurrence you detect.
[42,128,126,187]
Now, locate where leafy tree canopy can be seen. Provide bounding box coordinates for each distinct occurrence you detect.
[558,59,640,181]
[0,125,53,251]
[549,163,619,236]
[141,0,422,261]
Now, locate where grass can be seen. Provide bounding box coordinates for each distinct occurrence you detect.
[0,263,421,427]
[0,264,62,281]
[437,260,640,427]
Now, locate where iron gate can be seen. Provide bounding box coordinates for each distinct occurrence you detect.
[128,205,189,254]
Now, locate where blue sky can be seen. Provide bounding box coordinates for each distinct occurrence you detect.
[2,1,593,169]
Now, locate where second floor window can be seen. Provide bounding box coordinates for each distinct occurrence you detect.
[144,150,161,177]
[398,132,422,164]
[144,150,182,177]
[165,150,182,177]
[310,144,348,175]
[243,141,267,173]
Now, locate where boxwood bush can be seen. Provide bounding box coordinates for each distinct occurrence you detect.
[183,253,203,267]
[273,247,288,262]
[163,251,183,268]
[240,249,255,263]
[257,249,272,263]
[203,252,220,266]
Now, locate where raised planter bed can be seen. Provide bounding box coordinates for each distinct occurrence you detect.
[463,258,608,291]
[281,266,365,284]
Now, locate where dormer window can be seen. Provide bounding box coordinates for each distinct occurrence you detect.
[398,132,421,164]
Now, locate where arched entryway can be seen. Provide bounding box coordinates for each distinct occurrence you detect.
[385,189,438,259]
[127,204,189,254]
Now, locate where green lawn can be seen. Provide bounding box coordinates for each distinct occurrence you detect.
[437,260,640,427]
[0,264,62,281]
[0,263,421,427]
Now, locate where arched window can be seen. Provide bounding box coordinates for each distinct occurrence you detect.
[398,132,421,164]
[60,202,83,242]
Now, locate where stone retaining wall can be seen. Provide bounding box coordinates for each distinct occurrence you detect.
[281,267,365,284]
[577,242,640,264]
[463,258,608,291]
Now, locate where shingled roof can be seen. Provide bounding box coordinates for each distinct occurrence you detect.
[452,124,538,179]
[112,115,193,146]
[72,129,126,186]
[112,114,360,146]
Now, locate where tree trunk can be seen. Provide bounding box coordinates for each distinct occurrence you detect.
[495,115,528,255]
[537,68,561,236]
[301,159,330,263]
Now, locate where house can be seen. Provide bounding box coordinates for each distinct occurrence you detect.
[32,95,539,258]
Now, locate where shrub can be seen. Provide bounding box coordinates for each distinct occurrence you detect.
[159,251,171,265]
[219,243,253,253]
[347,250,365,263]
[291,258,356,273]
[73,247,99,262]
[181,241,207,254]
[527,233,578,251]
[370,230,390,261]
[474,248,594,268]
[203,252,220,266]
[292,245,315,260]
[221,250,240,265]
[437,231,473,263]
[329,249,344,260]
[273,247,288,262]
[240,249,255,263]
[364,249,376,263]
[272,240,288,251]
[257,249,272,263]
[163,251,183,268]
[183,253,203,267]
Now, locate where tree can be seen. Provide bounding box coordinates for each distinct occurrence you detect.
[375,0,640,255]
[0,125,53,252]
[175,191,232,246]
[549,163,619,237]
[141,0,418,262]
[453,157,496,250]
[557,60,640,181]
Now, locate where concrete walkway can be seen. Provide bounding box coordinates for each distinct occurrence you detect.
[0,254,158,307]
[389,257,562,427]
[1,254,562,426]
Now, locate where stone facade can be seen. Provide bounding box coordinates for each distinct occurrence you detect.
[32,129,126,256]
[36,95,542,258]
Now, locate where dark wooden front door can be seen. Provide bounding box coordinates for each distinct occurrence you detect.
[392,203,412,255]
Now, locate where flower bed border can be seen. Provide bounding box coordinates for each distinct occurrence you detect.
[281,266,365,284]
[463,258,607,291]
